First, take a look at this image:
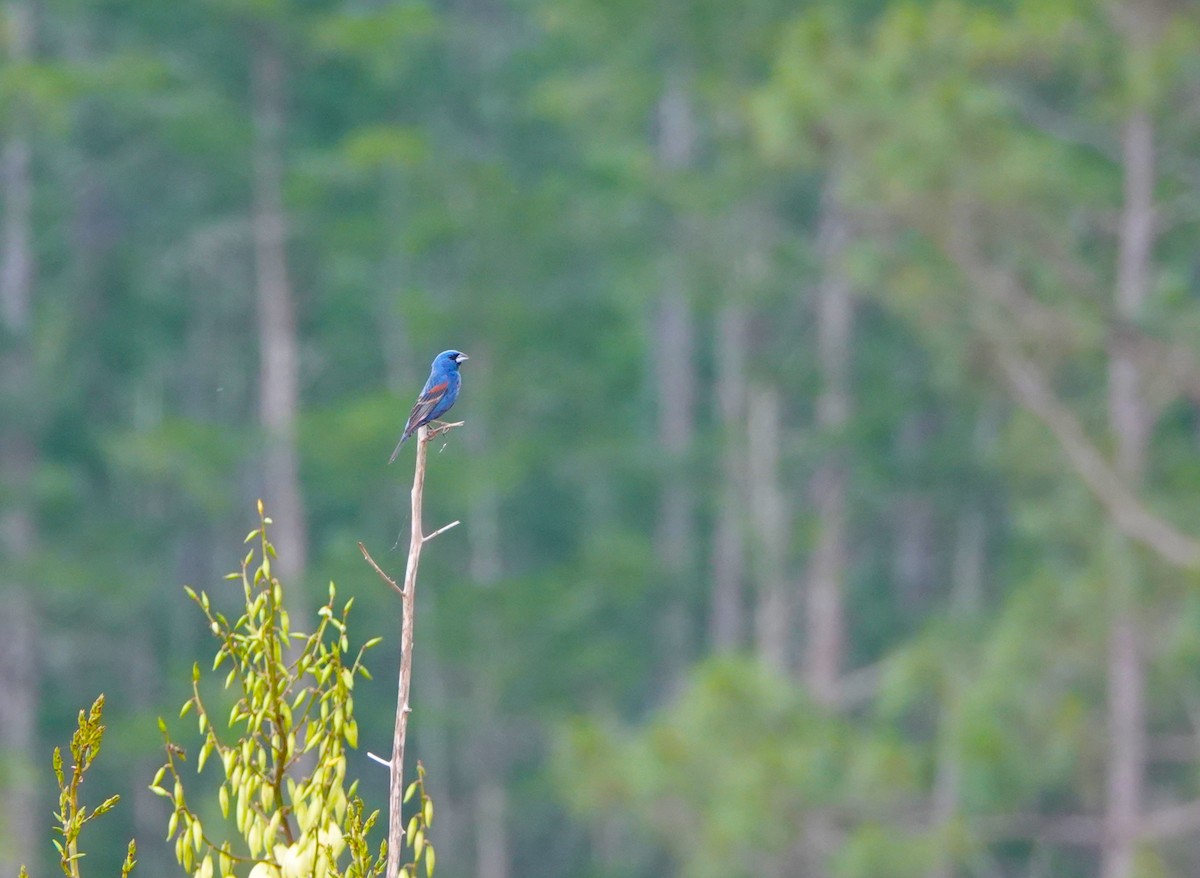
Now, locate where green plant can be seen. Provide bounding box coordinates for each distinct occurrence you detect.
[151,501,387,878]
[397,764,435,878]
[23,694,138,878]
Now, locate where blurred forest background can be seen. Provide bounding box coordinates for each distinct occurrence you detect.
[5,0,1200,876]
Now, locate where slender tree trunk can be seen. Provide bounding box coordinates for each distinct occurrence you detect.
[0,3,33,325]
[73,101,180,871]
[1101,107,1153,878]
[653,72,697,691]
[792,191,856,878]
[950,508,986,618]
[0,2,38,871]
[1110,117,1153,479]
[748,385,789,673]
[128,624,172,874]
[710,302,748,652]
[803,189,853,704]
[474,771,510,878]
[251,34,307,583]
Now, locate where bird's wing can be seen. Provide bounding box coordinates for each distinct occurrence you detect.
[407,380,450,431]
[387,380,450,463]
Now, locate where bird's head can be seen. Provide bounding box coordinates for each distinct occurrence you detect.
[435,350,469,369]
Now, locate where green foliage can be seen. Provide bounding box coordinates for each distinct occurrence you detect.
[558,659,921,878]
[38,695,138,878]
[151,502,387,878]
[831,823,937,878]
[13,0,1200,875]
[399,763,436,878]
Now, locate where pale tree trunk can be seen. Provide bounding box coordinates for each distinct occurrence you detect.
[251,35,307,584]
[128,624,170,874]
[956,405,997,619]
[710,301,748,652]
[0,2,38,872]
[474,777,509,878]
[950,509,986,620]
[794,189,856,878]
[654,72,697,691]
[1101,106,1153,878]
[74,126,179,871]
[803,189,853,705]
[748,385,789,674]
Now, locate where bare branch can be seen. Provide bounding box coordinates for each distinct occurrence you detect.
[988,339,1200,568]
[980,813,1104,847]
[423,520,461,543]
[937,210,1200,567]
[1147,733,1200,763]
[938,216,1096,361]
[947,205,1200,416]
[1138,800,1200,841]
[358,541,404,598]
[366,751,391,770]
[388,423,429,878]
[366,421,462,878]
[1124,331,1200,413]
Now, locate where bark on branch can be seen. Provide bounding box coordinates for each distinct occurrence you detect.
[978,798,1200,846]
[938,209,1200,569]
[360,421,462,878]
[987,338,1200,568]
[1137,799,1200,841]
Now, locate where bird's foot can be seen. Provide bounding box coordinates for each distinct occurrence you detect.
[425,419,465,440]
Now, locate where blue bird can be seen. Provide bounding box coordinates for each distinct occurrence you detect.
[389,350,469,462]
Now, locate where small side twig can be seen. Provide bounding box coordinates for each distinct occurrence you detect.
[423,520,460,543]
[359,541,404,597]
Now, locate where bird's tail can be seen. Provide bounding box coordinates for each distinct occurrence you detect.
[387,431,411,464]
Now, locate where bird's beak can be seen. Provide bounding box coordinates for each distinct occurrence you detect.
[457,353,469,362]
